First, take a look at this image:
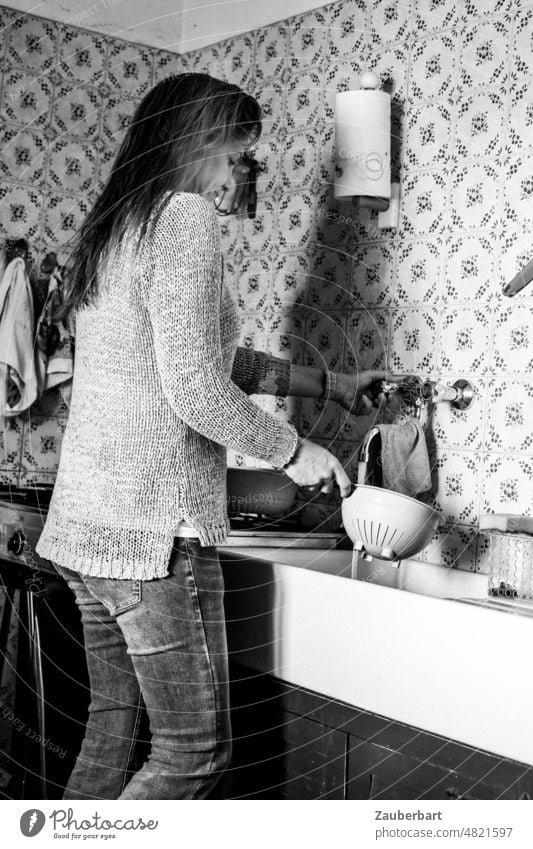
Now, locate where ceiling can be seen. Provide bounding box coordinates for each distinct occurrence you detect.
[5,0,329,52]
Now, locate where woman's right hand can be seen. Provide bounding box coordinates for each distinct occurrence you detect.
[283,438,351,497]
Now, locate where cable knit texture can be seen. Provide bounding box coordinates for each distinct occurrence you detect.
[36,192,299,580]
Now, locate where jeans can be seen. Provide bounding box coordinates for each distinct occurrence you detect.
[53,537,232,800]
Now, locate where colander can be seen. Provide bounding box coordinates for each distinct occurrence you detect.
[341,484,440,562]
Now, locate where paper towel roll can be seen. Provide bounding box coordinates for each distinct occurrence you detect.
[334,88,391,200]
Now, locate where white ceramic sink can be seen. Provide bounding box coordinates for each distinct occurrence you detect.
[218,544,533,767]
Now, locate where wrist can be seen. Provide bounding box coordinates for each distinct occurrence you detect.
[282,436,304,469]
[322,369,342,402]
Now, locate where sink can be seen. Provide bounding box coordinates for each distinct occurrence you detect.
[219,544,533,766]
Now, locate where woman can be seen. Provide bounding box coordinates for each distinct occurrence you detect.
[36,73,390,800]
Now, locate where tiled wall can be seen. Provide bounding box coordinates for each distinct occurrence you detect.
[1,2,532,571]
[183,0,533,571]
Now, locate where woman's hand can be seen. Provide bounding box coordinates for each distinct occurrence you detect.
[334,370,407,415]
[283,438,351,497]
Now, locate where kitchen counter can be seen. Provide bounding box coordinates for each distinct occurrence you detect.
[218,544,533,767]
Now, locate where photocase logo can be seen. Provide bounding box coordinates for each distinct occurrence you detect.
[20,809,46,837]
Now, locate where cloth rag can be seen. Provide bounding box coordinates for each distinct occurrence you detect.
[376,418,432,497]
[35,269,74,407]
[0,256,39,417]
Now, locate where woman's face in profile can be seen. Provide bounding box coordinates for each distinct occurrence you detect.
[196,139,244,203]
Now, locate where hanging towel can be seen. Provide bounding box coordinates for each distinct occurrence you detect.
[0,257,39,417]
[376,418,432,497]
[35,269,74,406]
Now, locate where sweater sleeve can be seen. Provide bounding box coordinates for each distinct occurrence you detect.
[141,192,299,468]
[231,347,292,396]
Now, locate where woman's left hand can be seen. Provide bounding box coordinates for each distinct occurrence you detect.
[334,370,405,416]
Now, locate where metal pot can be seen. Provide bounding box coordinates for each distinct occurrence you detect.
[226,468,298,518]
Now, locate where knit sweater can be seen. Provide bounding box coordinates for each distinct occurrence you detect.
[36,192,299,580]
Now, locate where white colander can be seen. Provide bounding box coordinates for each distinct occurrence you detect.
[341,484,441,562]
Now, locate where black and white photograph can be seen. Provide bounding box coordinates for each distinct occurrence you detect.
[0,0,532,842]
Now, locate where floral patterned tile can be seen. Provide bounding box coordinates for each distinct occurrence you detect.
[153,50,189,82]
[21,416,66,473]
[365,43,410,105]
[430,450,481,525]
[415,524,479,572]
[271,251,309,309]
[429,376,485,451]
[105,41,153,97]
[395,237,443,304]
[448,162,500,231]
[7,14,58,72]
[57,26,107,84]
[480,454,533,515]
[0,126,48,186]
[507,76,533,155]
[217,35,255,88]
[367,0,413,46]
[276,190,314,251]
[484,379,533,453]
[41,192,92,245]
[240,195,276,255]
[302,310,346,372]
[48,137,97,194]
[404,98,454,171]
[389,308,438,373]
[252,81,285,138]
[51,81,102,139]
[316,122,336,186]
[462,0,512,19]
[502,154,533,228]
[345,308,389,372]
[457,17,511,92]
[299,394,341,441]
[327,0,367,59]
[409,31,458,101]
[0,418,23,469]
[254,393,300,430]
[438,306,492,373]
[237,314,269,349]
[453,88,506,161]
[443,234,495,302]
[268,309,307,363]
[218,216,242,257]
[314,186,358,249]
[352,241,396,307]
[2,67,53,129]
[284,68,324,132]
[279,131,318,190]
[288,6,330,71]
[95,144,119,192]
[492,304,533,374]
[307,244,353,310]
[252,135,282,196]
[400,170,449,237]
[412,0,460,36]
[100,92,141,146]
[323,59,363,123]
[510,8,533,82]
[253,24,289,83]
[0,183,42,242]
[233,253,271,312]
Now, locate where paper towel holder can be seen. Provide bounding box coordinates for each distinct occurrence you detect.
[334,70,400,229]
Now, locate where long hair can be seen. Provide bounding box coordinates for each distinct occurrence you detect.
[57,73,261,319]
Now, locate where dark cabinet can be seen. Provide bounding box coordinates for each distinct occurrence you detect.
[222,664,533,801]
